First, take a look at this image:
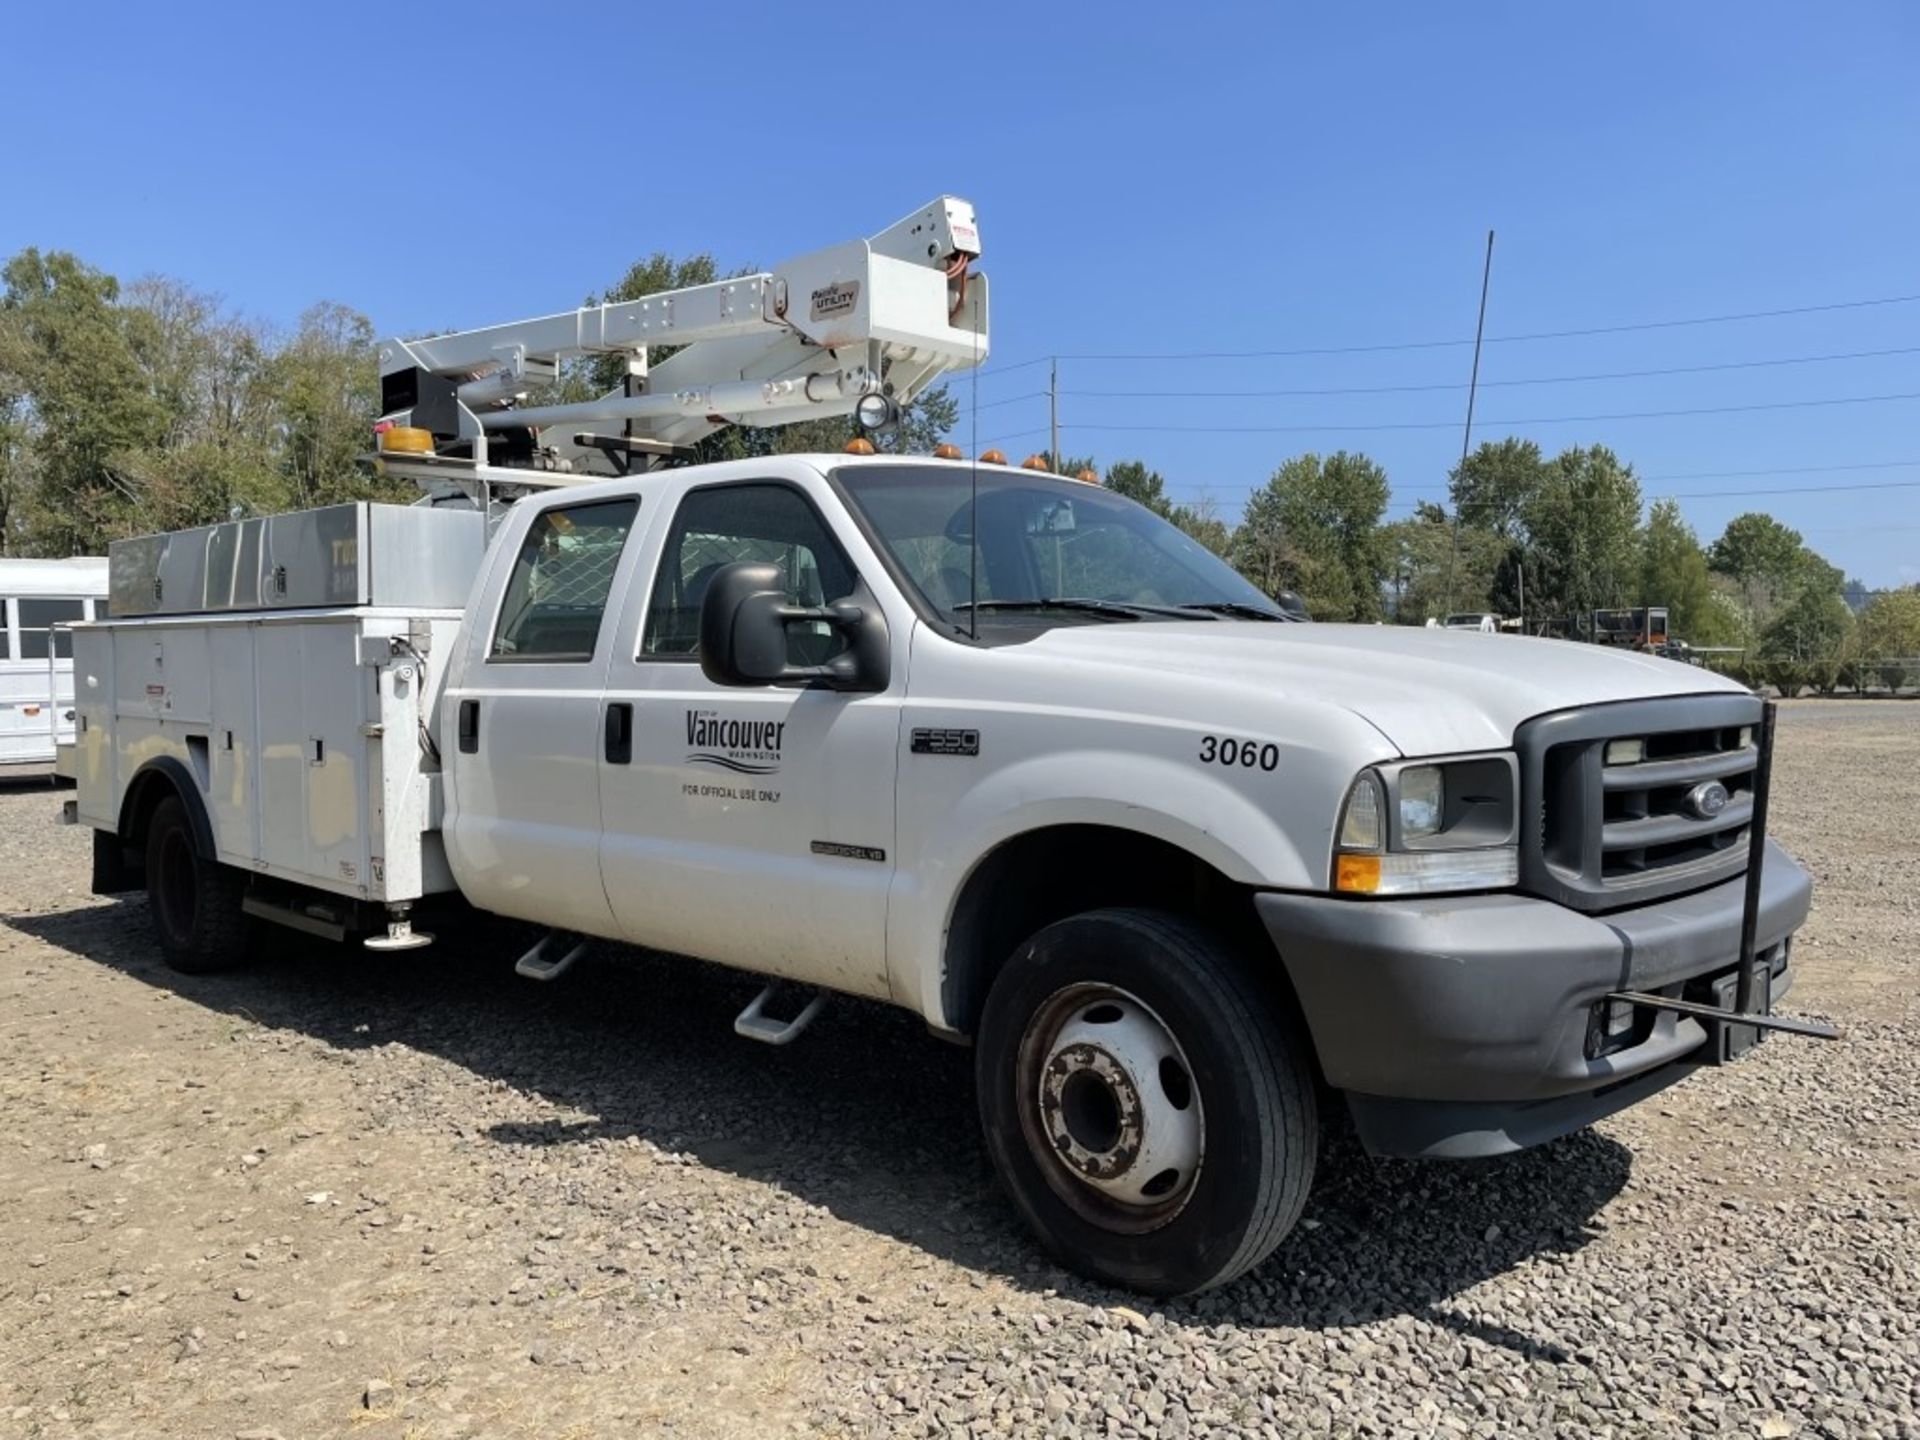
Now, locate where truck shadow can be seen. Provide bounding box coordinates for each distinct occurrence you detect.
[13,898,1630,1362]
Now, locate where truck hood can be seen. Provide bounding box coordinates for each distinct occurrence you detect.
[1017,622,1749,754]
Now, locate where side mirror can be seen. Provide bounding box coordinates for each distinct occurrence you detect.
[697,561,891,693]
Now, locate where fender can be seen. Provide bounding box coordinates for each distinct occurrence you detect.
[887,748,1334,1027]
[946,749,1316,890]
[119,756,216,860]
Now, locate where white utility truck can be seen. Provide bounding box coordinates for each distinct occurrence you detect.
[66,197,1822,1296]
[2,556,109,771]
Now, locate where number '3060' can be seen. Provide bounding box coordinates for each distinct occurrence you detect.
[1198,736,1280,771]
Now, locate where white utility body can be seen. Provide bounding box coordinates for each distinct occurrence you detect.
[68,197,1819,1297]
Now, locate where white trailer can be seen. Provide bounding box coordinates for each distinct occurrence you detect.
[2,556,109,771]
[65,196,1831,1297]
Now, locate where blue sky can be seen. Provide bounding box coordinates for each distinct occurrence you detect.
[5,3,1917,586]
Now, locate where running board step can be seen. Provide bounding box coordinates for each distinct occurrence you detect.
[734,986,826,1045]
[515,932,589,982]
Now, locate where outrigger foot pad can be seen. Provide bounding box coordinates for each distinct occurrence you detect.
[364,916,434,951]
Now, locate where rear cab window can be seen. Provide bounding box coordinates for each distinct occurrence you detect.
[490,498,639,663]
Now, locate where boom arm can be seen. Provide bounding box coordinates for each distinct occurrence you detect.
[376,197,986,481]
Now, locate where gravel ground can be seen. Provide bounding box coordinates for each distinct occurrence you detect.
[1,698,1915,1439]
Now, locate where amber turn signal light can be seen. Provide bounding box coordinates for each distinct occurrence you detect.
[1334,854,1382,895]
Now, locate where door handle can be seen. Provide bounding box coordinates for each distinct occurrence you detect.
[457,699,480,754]
[604,701,633,765]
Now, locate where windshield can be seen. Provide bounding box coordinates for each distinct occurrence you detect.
[834,465,1290,627]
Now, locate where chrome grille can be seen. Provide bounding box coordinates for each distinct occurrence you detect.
[1517,694,1764,913]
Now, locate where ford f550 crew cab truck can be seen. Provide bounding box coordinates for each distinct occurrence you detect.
[64,198,1818,1295]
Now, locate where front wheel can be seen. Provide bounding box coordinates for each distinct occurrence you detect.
[144,795,251,974]
[976,908,1317,1296]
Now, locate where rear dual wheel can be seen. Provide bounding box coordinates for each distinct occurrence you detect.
[977,908,1318,1296]
[145,795,251,974]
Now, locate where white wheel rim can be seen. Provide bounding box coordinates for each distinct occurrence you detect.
[1022,985,1205,1230]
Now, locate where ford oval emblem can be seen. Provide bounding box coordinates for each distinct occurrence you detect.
[1685,779,1730,820]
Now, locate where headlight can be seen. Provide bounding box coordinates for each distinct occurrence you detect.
[1333,753,1519,896]
[1398,765,1444,840]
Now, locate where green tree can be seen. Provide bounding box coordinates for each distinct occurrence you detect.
[1706,512,1827,631]
[1855,587,1920,691]
[1704,512,1850,659]
[269,302,398,509]
[1518,444,1643,621]
[1385,500,1505,623]
[1103,459,1170,511]
[1451,436,1547,541]
[1758,583,1854,696]
[1639,498,1733,645]
[1231,451,1390,620]
[1708,512,1808,591]
[1089,458,1229,554]
[0,248,172,552]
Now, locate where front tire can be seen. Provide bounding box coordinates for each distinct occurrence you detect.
[144,795,250,974]
[976,908,1317,1296]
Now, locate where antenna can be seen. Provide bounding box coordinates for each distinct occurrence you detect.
[1442,229,1496,615]
[969,310,981,640]
[1049,357,1060,469]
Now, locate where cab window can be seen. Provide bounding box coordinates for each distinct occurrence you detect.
[641,483,855,664]
[491,498,639,662]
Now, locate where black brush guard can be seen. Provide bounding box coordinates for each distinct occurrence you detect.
[1606,700,1840,1052]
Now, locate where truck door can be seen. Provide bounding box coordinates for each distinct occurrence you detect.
[596,476,900,998]
[443,493,642,937]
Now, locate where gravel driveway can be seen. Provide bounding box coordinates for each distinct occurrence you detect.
[1,699,1915,1439]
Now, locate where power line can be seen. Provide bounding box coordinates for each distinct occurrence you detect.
[964,291,1920,381]
[1379,478,1920,512]
[1642,459,1920,483]
[1050,390,1920,436]
[1376,461,1920,497]
[1032,292,1920,364]
[966,389,1049,413]
[1055,345,1920,399]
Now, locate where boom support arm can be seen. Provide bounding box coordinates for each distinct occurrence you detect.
[376,197,986,478]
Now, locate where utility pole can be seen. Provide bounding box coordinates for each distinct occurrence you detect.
[1442,230,1496,616]
[1048,358,1060,470]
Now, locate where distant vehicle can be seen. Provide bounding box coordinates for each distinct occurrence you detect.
[1,557,110,771]
[1593,607,1670,651]
[1534,607,1672,654]
[1441,612,1500,633]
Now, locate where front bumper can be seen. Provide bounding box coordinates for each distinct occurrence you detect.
[1256,839,1813,1159]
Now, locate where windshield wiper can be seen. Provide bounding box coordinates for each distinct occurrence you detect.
[953,597,1153,622]
[1174,601,1298,622]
